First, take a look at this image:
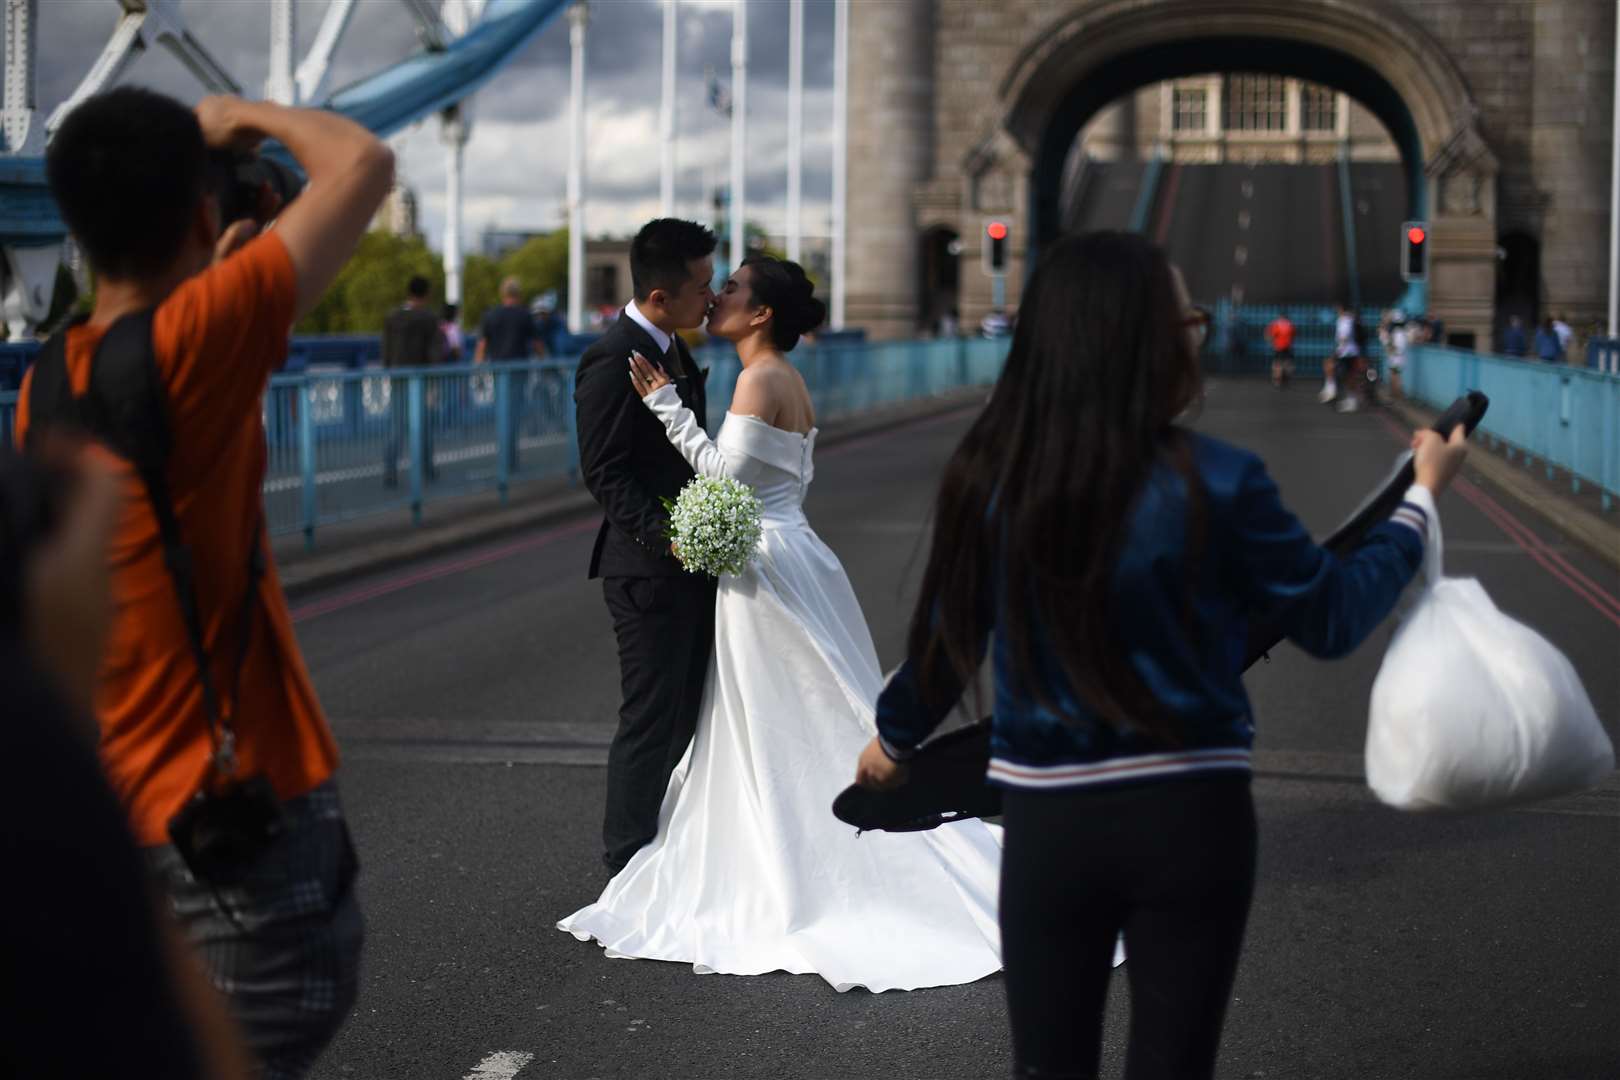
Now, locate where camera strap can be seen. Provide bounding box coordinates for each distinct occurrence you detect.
[26,310,264,780]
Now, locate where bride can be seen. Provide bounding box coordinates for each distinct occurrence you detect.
[557,257,1004,993]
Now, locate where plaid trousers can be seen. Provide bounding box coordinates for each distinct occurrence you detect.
[147,780,364,1080]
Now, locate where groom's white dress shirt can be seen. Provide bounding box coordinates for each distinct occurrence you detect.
[624,299,672,356]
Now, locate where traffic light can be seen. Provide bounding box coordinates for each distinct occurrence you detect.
[982,219,1010,276]
[1401,221,1428,282]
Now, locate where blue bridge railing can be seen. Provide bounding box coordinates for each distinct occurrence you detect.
[1198,301,1387,377]
[1407,344,1619,511]
[0,336,1007,546]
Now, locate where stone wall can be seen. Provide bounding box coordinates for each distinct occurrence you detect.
[844,0,1615,341]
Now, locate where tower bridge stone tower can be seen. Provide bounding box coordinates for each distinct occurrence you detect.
[846,0,1614,348]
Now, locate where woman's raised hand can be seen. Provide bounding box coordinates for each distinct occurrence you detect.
[1412,425,1470,496]
[628,351,672,399]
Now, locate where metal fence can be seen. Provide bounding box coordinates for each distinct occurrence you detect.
[0,336,1008,545]
[1198,301,1387,376]
[1407,344,1619,511]
[1587,336,1620,375]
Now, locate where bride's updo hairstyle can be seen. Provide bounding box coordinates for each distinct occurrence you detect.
[741,255,826,352]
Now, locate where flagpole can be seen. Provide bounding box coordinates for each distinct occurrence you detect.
[729,0,747,273]
[567,1,588,334]
[786,0,803,264]
[660,0,676,217]
[831,0,848,329]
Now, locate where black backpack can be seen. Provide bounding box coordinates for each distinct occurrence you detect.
[25,311,263,746]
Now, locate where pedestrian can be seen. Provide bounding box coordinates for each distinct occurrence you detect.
[1503,315,1528,357]
[856,230,1470,1080]
[1265,312,1295,388]
[1552,312,1574,357]
[477,277,543,472]
[20,86,391,1080]
[1327,302,1366,412]
[1534,317,1564,364]
[532,295,565,357]
[381,275,446,488]
[1385,313,1410,400]
[440,302,465,364]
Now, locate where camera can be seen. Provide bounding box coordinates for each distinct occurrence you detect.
[207,149,305,228]
[168,774,286,884]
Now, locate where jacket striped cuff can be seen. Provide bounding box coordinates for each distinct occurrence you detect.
[877,732,917,762]
[1389,483,1436,538]
[988,747,1252,790]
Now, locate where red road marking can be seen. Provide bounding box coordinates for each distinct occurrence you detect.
[289,519,599,624]
[1375,413,1620,628]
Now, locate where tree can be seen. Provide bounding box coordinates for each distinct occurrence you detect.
[291,228,574,334]
[458,253,503,329]
[500,230,569,301]
[296,231,444,334]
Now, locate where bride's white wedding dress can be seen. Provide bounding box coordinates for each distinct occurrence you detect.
[557,382,1004,992]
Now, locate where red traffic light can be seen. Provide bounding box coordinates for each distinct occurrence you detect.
[1407,226,1426,245]
[987,221,1008,241]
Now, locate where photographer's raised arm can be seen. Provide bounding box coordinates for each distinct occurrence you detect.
[194,97,395,320]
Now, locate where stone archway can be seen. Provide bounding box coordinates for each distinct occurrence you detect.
[963,0,1501,342]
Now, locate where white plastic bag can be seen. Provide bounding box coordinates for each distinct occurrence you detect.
[1365,508,1614,811]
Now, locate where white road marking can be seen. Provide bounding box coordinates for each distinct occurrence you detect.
[464,1050,535,1079]
[1237,209,1251,230]
[1234,245,1248,266]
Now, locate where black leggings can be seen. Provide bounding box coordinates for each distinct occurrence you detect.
[1000,774,1257,1080]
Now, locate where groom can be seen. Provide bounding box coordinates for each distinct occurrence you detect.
[575,219,719,873]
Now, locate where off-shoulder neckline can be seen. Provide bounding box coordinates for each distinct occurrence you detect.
[726,411,817,440]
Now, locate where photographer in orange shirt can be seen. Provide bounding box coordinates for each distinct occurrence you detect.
[19,87,392,1080]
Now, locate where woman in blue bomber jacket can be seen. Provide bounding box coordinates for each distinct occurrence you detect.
[854,232,1470,1080]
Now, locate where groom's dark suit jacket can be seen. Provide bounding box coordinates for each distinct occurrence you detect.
[575,311,709,578]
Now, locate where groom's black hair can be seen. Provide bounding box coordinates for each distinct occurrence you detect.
[631,218,717,300]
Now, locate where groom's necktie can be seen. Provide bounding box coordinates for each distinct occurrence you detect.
[663,339,685,379]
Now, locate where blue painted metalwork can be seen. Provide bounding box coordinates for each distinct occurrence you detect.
[0,157,62,247]
[319,0,570,140]
[2,0,571,250]
[1406,345,1619,511]
[1200,301,1385,377]
[1127,154,1165,235]
[0,337,1009,544]
[1336,150,1361,312]
[1586,336,1620,374]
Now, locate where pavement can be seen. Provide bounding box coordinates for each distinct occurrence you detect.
[292,379,1619,1080]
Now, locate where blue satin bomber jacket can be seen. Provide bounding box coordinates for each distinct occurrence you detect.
[874,432,1434,792]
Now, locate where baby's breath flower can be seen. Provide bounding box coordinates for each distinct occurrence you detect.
[665,475,765,578]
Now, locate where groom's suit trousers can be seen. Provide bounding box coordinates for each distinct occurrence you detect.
[600,573,717,872]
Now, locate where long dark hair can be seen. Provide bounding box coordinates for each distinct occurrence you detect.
[908,231,1203,743]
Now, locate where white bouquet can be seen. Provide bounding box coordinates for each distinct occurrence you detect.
[663,475,765,577]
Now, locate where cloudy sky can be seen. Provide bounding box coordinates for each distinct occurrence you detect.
[40,0,838,251]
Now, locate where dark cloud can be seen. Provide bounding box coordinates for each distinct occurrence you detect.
[39,0,838,243]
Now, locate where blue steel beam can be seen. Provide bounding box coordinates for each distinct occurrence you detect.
[2,0,569,248]
[1336,148,1362,312]
[1127,152,1165,235]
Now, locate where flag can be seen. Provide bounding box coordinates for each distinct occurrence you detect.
[706,66,732,118]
